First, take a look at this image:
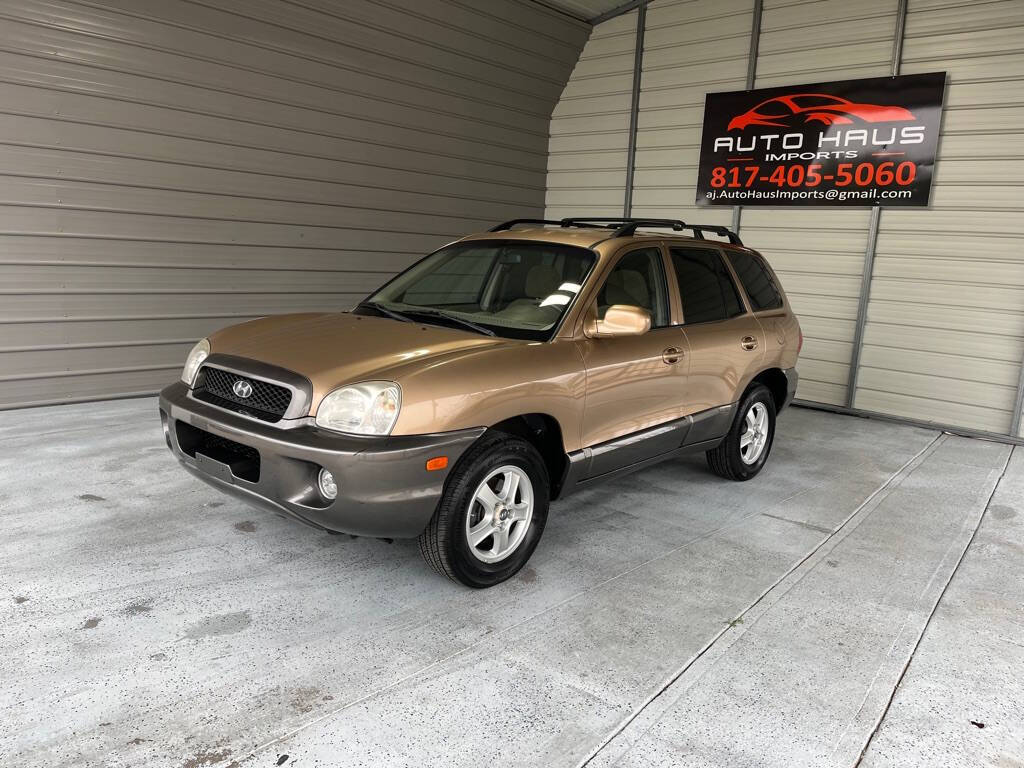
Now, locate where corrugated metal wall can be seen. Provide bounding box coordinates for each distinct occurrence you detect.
[629,0,752,228]
[545,9,637,219]
[544,0,1024,438]
[741,0,899,407]
[547,0,902,408]
[854,0,1024,435]
[0,0,589,409]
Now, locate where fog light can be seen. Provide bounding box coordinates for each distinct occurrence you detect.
[318,468,338,500]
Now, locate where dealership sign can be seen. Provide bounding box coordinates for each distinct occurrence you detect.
[696,72,946,206]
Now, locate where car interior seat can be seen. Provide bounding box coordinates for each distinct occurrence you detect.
[599,269,650,316]
[495,264,562,323]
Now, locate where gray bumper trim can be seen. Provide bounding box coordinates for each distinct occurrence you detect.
[781,367,799,411]
[159,381,485,538]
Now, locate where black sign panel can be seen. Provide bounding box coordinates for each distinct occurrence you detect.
[696,72,946,207]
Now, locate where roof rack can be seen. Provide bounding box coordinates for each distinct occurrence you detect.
[559,217,684,238]
[488,218,596,232]
[488,217,743,245]
[560,217,743,245]
[686,224,743,246]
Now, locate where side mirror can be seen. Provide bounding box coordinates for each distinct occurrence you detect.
[585,304,652,338]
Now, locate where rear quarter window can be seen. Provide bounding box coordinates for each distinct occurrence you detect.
[728,252,784,311]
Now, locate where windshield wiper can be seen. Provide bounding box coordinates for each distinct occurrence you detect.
[357,301,414,324]
[402,308,496,337]
[359,301,496,337]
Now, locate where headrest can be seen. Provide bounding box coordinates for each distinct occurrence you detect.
[604,269,649,307]
[525,264,561,299]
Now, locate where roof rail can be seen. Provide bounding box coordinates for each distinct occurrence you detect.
[488,218,562,232]
[490,217,743,245]
[570,218,744,245]
[559,217,686,238]
[488,218,601,232]
[686,224,743,246]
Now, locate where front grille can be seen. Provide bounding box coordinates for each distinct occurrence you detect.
[176,421,260,482]
[193,366,292,422]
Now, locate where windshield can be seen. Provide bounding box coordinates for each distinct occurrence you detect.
[359,241,596,341]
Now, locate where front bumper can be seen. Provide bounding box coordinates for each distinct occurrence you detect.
[159,381,484,538]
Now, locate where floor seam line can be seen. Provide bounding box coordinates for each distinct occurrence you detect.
[237,513,771,758]
[231,456,853,764]
[575,431,946,768]
[850,443,1014,768]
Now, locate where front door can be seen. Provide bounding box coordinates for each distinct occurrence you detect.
[576,245,690,477]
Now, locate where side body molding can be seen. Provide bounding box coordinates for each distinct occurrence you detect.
[557,403,737,496]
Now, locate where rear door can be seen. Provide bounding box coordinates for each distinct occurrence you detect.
[670,246,766,414]
[726,249,800,370]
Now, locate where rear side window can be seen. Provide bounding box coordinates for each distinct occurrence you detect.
[670,248,743,324]
[728,251,784,311]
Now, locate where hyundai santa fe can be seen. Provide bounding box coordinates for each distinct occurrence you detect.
[159,217,801,587]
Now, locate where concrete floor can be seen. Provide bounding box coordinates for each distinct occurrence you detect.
[1,399,1021,768]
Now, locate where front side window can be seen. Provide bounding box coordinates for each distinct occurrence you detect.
[596,248,670,328]
[728,251,783,311]
[361,241,595,341]
[670,248,744,324]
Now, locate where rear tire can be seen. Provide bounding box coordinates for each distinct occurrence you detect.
[706,384,776,481]
[418,432,549,588]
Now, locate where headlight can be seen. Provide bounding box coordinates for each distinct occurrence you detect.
[181,338,210,386]
[315,381,401,436]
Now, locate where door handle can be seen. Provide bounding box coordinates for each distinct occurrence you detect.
[662,347,683,364]
[740,335,758,351]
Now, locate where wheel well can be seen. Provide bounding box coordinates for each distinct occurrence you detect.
[749,368,788,411]
[489,414,569,499]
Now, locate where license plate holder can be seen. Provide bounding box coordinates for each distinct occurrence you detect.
[195,451,235,484]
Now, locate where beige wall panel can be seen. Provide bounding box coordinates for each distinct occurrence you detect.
[545,10,637,220]
[541,0,1022,435]
[0,0,589,408]
[2,293,364,321]
[732,0,899,406]
[629,0,753,230]
[5,318,266,349]
[0,236,419,271]
[7,0,560,115]
[849,387,1011,435]
[0,109,548,193]
[856,0,1024,435]
[0,370,187,410]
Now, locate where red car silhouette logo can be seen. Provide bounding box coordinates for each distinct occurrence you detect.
[728,93,916,130]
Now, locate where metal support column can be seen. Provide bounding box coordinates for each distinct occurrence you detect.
[622,2,646,216]
[732,0,763,235]
[845,0,908,408]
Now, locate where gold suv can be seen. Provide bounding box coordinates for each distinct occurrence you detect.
[159,218,801,587]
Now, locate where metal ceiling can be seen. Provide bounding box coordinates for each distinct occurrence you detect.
[534,0,643,25]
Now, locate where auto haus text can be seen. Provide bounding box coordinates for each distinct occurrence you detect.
[712,125,927,161]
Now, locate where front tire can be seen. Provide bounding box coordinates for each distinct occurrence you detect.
[706,384,776,481]
[418,432,549,588]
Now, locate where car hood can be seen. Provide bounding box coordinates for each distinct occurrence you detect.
[207,312,515,407]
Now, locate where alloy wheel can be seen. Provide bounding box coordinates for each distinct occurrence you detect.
[739,402,769,465]
[465,465,534,563]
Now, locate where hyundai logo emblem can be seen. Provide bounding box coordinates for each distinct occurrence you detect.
[232,379,253,399]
